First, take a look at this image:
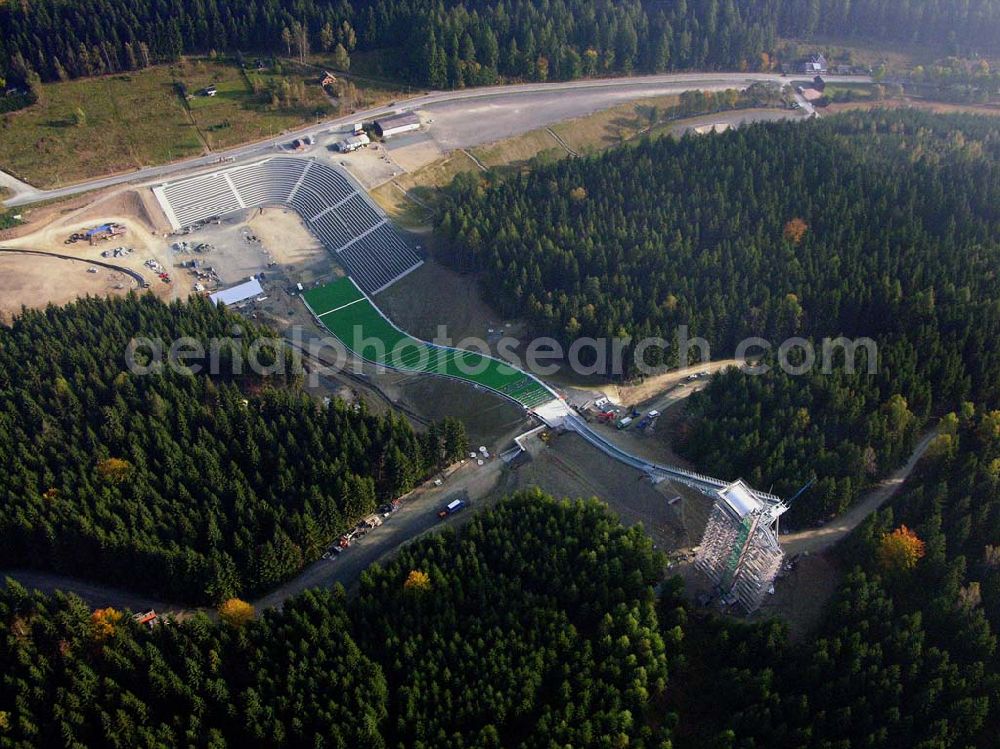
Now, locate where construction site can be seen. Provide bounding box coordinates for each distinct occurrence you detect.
[0,156,795,617]
[0,76,845,623]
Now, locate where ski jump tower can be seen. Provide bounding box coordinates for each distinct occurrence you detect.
[695,479,788,612]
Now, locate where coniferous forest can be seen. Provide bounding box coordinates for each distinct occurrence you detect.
[0,295,467,603]
[665,406,1000,748]
[438,109,1000,523]
[5,0,1000,88]
[6,441,1000,748]
[0,492,670,748]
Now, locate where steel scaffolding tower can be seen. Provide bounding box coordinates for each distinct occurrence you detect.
[695,479,788,612]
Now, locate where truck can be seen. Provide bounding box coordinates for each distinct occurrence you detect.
[66,223,127,245]
[437,498,466,519]
[616,416,633,430]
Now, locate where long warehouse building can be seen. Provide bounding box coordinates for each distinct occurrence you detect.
[373,112,420,138]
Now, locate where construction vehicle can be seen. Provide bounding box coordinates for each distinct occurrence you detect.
[437,498,466,519]
[66,223,127,245]
[635,410,661,431]
[597,410,617,424]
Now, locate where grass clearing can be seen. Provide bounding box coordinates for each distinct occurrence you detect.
[824,97,1000,117]
[304,277,553,408]
[551,94,681,154]
[396,149,483,191]
[369,182,432,230]
[0,69,202,187]
[170,58,334,150]
[470,129,567,167]
[0,57,391,188]
[381,150,484,225]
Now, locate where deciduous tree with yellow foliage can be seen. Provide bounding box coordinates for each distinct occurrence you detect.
[403,570,431,591]
[877,524,926,573]
[218,598,254,627]
[90,607,123,641]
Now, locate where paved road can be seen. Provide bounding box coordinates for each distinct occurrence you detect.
[2,72,863,207]
[781,428,939,555]
[254,458,504,608]
[2,458,506,616]
[0,569,184,614]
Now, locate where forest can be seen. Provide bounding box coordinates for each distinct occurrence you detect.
[0,295,467,603]
[438,109,1000,522]
[6,448,1000,747]
[0,491,671,747]
[4,0,1000,88]
[665,406,1000,748]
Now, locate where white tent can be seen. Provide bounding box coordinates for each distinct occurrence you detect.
[209,277,263,306]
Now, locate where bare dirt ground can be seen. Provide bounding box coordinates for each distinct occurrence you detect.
[591,359,744,407]
[499,430,714,553]
[385,136,444,172]
[162,207,333,302]
[1,188,184,312]
[0,253,139,321]
[246,207,324,265]
[376,258,523,345]
[757,551,842,641]
[326,142,402,188]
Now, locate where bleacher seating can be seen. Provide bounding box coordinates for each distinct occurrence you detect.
[311,212,356,251]
[336,194,382,235]
[229,157,305,205]
[342,223,423,292]
[162,174,243,227]
[289,187,328,221]
[153,156,422,293]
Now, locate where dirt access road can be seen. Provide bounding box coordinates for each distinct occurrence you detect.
[781,428,939,555]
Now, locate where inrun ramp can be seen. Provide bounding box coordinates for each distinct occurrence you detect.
[152,156,422,294]
[303,277,557,410]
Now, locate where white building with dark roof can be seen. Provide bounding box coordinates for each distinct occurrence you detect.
[373,111,421,138]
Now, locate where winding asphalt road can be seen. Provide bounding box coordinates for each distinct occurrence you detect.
[2,458,504,617]
[2,72,861,208]
[0,422,937,615]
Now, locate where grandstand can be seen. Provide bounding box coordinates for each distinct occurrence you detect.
[303,277,557,411]
[152,157,422,294]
